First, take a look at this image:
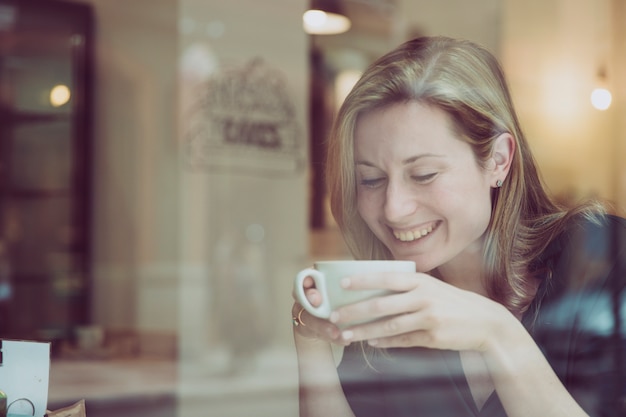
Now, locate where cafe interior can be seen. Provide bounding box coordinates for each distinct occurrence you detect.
[0,0,625,416]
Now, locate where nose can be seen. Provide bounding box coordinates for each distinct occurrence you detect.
[384,179,417,222]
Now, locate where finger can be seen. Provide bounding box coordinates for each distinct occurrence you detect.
[305,288,323,307]
[292,275,317,300]
[331,291,427,327]
[302,275,316,289]
[339,310,432,344]
[367,330,436,349]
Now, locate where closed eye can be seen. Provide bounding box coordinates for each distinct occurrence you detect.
[359,177,385,188]
[412,173,437,183]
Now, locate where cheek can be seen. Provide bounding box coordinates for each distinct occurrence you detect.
[356,193,371,221]
[356,192,380,227]
[439,174,493,226]
[455,183,493,232]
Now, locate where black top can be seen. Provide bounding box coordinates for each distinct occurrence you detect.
[337,215,626,417]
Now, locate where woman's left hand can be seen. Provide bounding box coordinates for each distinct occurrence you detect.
[330,271,512,352]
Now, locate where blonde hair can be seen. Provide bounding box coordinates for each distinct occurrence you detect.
[326,36,603,312]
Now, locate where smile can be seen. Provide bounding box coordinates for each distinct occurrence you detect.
[393,222,438,242]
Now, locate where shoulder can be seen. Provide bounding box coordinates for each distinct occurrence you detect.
[562,213,626,264]
[564,212,626,240]
[543,213,626,266]
[535,213,626,297]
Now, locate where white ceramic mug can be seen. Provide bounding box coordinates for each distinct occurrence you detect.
[294,260,416,320]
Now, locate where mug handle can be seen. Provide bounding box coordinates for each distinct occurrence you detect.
[294,268,331,318]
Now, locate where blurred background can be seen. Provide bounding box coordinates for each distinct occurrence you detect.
[0,0,624,416]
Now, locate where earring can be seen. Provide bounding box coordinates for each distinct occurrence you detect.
[496,179,503,188]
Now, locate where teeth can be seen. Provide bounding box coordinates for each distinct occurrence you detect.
[394,224,435,242]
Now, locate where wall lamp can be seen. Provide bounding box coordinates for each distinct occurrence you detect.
[303,0,351,35]
[590,66,612,111]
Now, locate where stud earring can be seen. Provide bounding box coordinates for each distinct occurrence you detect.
[496,180,503,188]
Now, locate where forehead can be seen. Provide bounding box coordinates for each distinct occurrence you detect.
[353,102,465,158]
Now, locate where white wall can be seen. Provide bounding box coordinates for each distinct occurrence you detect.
[85,0,180,341]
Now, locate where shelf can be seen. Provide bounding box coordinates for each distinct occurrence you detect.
[1,189,74,198]
[0,107,71,125]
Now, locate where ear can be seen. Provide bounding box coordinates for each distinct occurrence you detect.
[488,133,515,187]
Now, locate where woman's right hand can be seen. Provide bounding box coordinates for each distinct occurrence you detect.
[292,275,348,346]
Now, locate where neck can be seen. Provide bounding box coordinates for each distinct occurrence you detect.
[434,251,488,297]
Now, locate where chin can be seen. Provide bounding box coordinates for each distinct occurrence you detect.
[389,250,442,273]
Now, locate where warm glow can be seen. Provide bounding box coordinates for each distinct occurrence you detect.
[303,9,350,35]
[50,84,71,107]
[335,70,362,109]
[590,87,612,110]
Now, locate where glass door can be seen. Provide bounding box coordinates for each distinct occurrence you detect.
[0,0,92,345]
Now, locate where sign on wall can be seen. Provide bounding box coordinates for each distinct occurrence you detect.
[183,57,304,175]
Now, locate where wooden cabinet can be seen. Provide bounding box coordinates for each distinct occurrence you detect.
[0,0,93,343]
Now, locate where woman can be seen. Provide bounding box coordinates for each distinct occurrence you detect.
[292,36,626,417]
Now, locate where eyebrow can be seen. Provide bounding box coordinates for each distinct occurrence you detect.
[355,153,445,167]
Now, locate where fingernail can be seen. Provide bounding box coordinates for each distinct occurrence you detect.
[340,278,350,288]
[368,339,378,346]
[342,330,353,340]
[329,312,339,323]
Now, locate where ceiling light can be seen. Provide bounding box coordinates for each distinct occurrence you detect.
[303,0,351,35]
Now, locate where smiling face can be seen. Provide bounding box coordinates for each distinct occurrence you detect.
[354,101,496,275]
